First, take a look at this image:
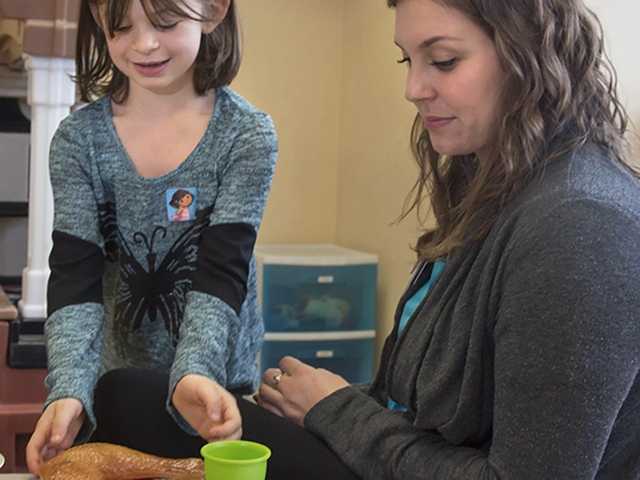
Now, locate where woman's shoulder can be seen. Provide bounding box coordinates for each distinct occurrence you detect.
[490,144,640,254]
[510,144,640,223]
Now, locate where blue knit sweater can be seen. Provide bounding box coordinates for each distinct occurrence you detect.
[45,87,277,438]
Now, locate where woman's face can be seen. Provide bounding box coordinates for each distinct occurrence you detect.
[394,0,506,161]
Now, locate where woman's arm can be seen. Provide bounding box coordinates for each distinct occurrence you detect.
[304,198,640,479]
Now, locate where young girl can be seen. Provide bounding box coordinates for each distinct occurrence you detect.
[26,0,277,474]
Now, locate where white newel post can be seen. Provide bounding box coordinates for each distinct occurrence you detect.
[19,56,76,320]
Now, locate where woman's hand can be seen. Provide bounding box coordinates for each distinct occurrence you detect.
[256,356,350,426]
[26,398,85,475]
[172,374,242,442]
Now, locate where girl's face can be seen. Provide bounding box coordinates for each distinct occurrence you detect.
[98,0,215,97]
[394,0,506,161]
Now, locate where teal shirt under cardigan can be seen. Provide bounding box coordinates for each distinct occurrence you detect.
[388,259,446,412]
[45,87,278,439]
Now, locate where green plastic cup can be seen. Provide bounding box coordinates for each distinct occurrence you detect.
[200,440,271,480]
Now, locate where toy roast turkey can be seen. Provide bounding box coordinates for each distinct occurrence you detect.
[39,442,204,480]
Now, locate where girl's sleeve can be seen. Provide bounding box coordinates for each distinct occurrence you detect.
[45,116,107,441]
[304,198,640,479]
[168,112,277,431]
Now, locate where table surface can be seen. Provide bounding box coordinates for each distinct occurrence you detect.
[0,475,36,479]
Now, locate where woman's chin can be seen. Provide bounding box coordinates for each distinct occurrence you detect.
[431,144,469,157]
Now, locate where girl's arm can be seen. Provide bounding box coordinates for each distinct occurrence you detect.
[45,115,107,441]
[168,111,278,432]
[304,198,640,479]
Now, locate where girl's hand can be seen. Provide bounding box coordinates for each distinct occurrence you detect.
[26,398,85,475]
[256,356,350,426]
[172,374,242,441]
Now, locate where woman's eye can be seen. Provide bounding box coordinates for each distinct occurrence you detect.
[113,25,132,33]
[431,58,457,71]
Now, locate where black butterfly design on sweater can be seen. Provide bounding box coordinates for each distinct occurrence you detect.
[98,202,214,345]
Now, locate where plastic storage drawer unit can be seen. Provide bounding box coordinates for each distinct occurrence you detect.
[255,244,378,384]
[260,335,375,384]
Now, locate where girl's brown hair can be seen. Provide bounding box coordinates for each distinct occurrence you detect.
[76,0,241,103]
[388,0,635,261]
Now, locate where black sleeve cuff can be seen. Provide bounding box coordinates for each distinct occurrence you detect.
[191,222,256,314]
[47,230,105,316]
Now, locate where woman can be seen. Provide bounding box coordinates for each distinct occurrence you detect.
[89,0,640,479]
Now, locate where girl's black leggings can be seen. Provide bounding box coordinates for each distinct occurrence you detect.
[91,368,359,480]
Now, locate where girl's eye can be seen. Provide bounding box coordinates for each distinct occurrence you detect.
[431,58,457,71]
[156,22,179,31]
[113,25,132,33]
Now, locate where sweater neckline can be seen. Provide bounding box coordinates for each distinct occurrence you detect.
[100,89,224,185]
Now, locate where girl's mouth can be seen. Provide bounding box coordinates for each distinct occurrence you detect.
[133,59,170,77]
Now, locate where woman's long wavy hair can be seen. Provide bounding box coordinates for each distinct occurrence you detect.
[388,0,635,261]
[76,0,241,103]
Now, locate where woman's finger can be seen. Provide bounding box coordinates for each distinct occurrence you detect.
[262,367,283,387]
[258,383,285,404]
[278,356,308,376]
[257,385,286,414]
[257,397,285,418]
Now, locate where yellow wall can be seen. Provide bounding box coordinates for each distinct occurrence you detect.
[232,1,424,353]
[587,0,640,164]
[335,0,423,351]
[232,1,345,244]
[231,1,423,352]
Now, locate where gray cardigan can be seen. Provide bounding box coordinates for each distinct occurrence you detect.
[305,145,640,479]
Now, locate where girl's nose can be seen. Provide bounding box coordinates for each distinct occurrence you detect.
[405,66,437,104]
[132,27,160,54]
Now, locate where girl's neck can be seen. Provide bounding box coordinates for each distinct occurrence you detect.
[114,81,215,120]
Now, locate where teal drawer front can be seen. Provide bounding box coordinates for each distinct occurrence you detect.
[262,264,377,332]
[260,337,375,384]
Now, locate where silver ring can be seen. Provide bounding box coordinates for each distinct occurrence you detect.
[272,372,282,385]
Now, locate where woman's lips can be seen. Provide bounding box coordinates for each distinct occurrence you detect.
[423,116,456,130]
[133,59,170,77]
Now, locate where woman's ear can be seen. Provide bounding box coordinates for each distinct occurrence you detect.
[202,0,231,34]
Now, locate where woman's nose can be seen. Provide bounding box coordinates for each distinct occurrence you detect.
[405,66,437,103]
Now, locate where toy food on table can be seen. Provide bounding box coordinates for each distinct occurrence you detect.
[39,442,203,480]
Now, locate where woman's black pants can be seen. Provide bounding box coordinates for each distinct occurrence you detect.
[91,368,359,480]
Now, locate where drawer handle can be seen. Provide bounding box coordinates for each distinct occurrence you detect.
[317,275,334,284]
[315,350,334,358]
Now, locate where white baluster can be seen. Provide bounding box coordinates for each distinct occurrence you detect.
[19,55,75,320]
